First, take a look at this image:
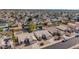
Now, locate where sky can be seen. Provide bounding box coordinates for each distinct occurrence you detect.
[0,0,79,9]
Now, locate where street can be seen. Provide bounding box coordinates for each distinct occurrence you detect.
[43,37,79,49]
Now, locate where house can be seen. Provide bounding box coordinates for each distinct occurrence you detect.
[34,30,52,41]
[51,18,61,25]
[75,22,79,29]
[0,35,13,48]
[10,22,22,31]
[14,32,37,44]
[73,16,79,22]
[56,25,69,31]
[67,23,76,29]
[0,20,9,32]
[0,20,8,28]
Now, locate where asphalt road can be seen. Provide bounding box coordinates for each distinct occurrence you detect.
[43,37,79,49]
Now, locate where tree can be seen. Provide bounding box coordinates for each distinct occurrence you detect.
[11,30,17,42]
[29,22,37,32]
[0,28,3,32]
